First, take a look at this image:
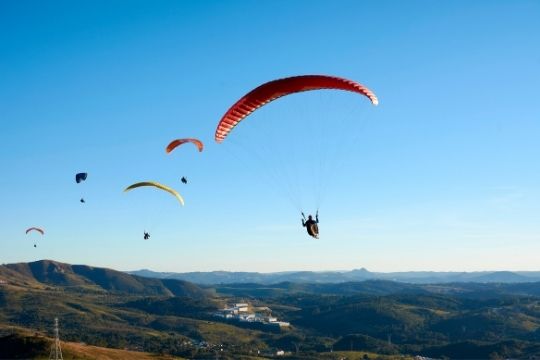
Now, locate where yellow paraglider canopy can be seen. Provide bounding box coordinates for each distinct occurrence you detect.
[124,181,184,206]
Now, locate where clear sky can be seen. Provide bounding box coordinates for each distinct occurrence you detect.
[1,0,539,272]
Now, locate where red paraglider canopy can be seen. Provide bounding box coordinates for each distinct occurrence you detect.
[166,138,204,153]
[215,75,379,143]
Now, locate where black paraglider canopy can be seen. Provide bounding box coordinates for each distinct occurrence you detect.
[75,173,88,183]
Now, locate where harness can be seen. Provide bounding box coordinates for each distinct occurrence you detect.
[307,223,319,238]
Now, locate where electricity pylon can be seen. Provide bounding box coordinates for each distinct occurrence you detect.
[49,317,63,360]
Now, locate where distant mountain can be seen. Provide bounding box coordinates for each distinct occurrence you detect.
[127,268,377,285]
[467,271,533,283]
[127,267,540,285]
[0,260,207,297]
[214,279,428,298]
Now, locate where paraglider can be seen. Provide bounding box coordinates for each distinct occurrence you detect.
[166,139,201,187]
[166,138,204,154]
[25,227,44,247]
[215,75,378,143]
[76,172,88,204]
[124,182,183,240]
[302,212,319,239]
[214,75,378,236]
[124,181,185,206]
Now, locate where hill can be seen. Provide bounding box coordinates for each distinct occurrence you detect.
[0,260,207,297]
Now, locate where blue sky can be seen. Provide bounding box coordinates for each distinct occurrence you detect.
[1,0,539,272]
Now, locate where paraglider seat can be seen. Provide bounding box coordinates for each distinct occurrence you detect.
[307,223,319,239]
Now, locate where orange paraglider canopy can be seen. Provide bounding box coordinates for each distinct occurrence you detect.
[166,138,204,154]
[215,75,379,143]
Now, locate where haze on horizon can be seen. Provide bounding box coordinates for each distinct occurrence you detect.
[1,0,539,273]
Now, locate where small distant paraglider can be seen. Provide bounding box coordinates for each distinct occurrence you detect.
[124,181,184,240]
[166,139,203,187]
[25,227,44,248]
[75,172,88,204]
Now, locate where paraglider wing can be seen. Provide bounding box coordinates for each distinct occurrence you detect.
[75,173,88,183]
[124,181,184,206]
[166,138,204,154]
[25,227,44,235]
[215,75,379,143]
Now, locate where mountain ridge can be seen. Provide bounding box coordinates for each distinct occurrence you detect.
[127,267,540,285]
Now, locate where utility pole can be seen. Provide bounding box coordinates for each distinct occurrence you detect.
[49,317,63,360]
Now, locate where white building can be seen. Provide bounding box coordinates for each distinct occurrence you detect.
[215,302,289,327]
[239,313,256,322]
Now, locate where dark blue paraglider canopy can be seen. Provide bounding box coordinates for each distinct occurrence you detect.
[75,173,88,183]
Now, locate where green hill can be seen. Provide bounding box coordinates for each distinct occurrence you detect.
[1,260,208,297]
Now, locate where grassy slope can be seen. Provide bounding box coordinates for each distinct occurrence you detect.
[0,283,270,354]
[0,325,183,360]
[318,352,415,360]
[61,341,183,360]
